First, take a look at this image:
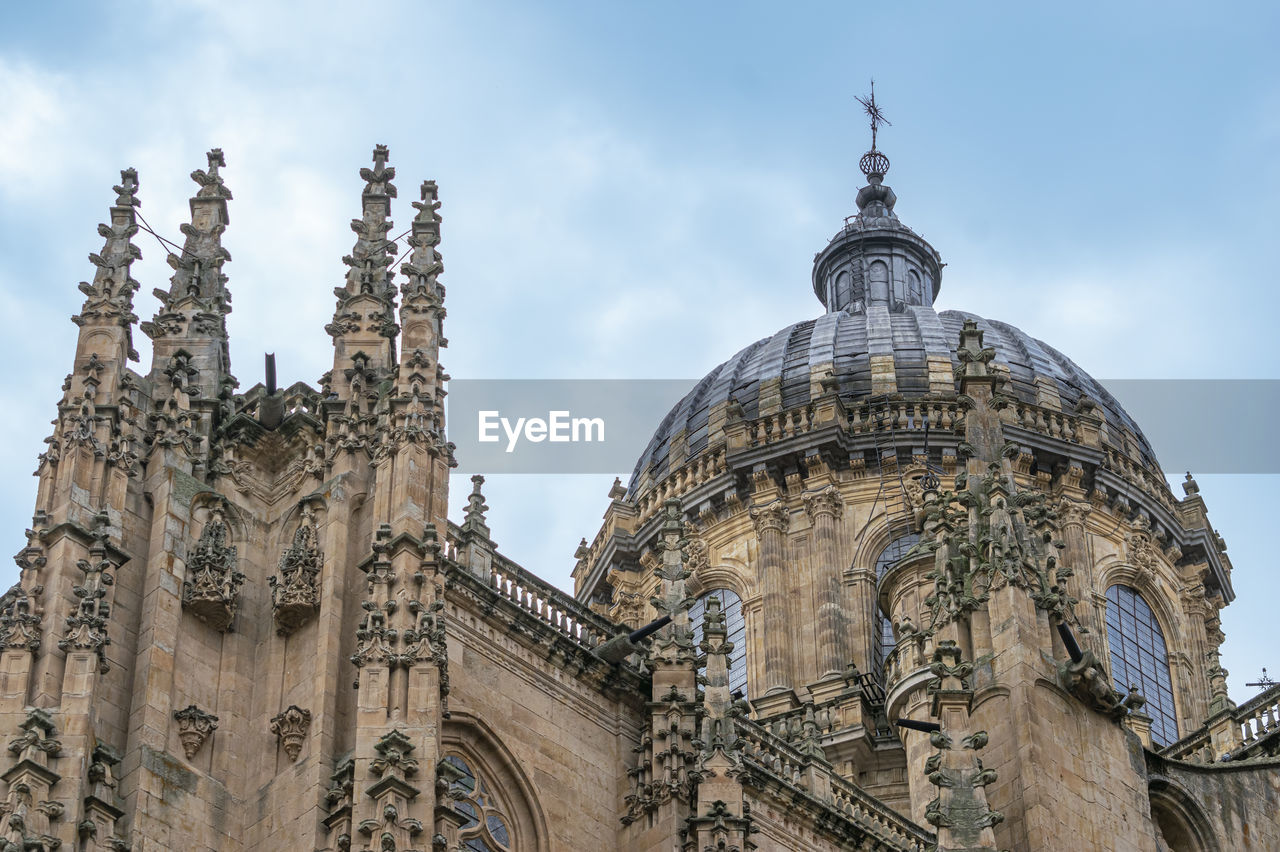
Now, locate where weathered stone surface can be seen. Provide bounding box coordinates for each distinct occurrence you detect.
[3,140,1272,852]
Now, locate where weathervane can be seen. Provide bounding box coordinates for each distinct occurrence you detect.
[856,79,892,180]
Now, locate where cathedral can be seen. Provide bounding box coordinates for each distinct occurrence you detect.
[1,118,1277,852]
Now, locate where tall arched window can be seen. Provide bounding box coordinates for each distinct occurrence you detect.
[1105,585,1178,746]
[874,534,920,670]
[690,589,748,696]
[869,260,890,304]
[907,269,923,305]
[443,754,514,851]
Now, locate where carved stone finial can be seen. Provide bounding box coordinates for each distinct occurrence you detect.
[461,475,490,538]
[270,705,312,762]
[1182,471,1200,496]
[174,705,218,759]
[608,477,627,500]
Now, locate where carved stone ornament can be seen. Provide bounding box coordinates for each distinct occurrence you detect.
[1058,648,1128,721]
[58,514,117,673]
[182,507,245,632]
[174,705,218,759]
[269,506,323,636]
[270,705,312,762]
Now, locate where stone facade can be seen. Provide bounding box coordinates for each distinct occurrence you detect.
[2,142,1276,852]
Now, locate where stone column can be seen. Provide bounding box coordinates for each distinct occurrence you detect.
[750,501,792,694]
[804,486,848,677]
[1055,498,1094,633]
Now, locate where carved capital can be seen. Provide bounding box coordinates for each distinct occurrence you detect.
[802,486,843,521]
[270,705,312,762]
[749,501,789,536]
[174,705,218,759]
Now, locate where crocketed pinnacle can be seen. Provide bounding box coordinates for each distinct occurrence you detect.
[461,475,490,538]
[171,149,232,309]
[327,145,399,342]
[143,149,234,341]
[401,179,444,305]
[73,168,142,359]
[345,146,397,301]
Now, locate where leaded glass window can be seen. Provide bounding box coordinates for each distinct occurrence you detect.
[874,534,920,669]
[690,589,748,696]
[443,754,513,851]
[1105,585,1178,746]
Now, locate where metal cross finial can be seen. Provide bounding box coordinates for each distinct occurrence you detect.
[855,79,891,151]
[1245,667,1276,692]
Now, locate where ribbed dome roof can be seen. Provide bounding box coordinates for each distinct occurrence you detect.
[628,305,1154,493]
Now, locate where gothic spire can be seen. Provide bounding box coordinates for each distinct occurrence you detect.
[72,168,142,361]
[142,149,236,400]
[324,146,400,400]
[150,149,233,316]
[345,144,399,303]
[393,179,447,423]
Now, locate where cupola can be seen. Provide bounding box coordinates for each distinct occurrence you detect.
[812,85,943,313]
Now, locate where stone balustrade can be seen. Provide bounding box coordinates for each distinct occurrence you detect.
[848,398,964,437]
[1160,684,1280,763]
[485,554,615,650]
[747,403,817,448]
[1007,399,1079,443]
[733,715,934,850]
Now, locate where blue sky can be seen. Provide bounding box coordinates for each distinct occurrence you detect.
[0,1,1276,700]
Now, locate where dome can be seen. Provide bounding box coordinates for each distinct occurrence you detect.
[627,307,1155,495]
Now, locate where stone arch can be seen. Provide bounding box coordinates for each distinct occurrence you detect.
[851,520,901,579]
[1097,558,1182,650]
[688,558,754,601]
[188,492,249,553]
[442,712,549,852]
[1148,775,1220,852]
[272,495,327,553]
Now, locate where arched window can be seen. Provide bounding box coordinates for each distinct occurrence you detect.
[1105,585,1178,746]
[442,754,514,851]
[907,269,923,305]
[835,270,852,309]
[690,589,748,696]
[874,534,920,670]
[869,260,890,304]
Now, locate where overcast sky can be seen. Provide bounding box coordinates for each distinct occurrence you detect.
[1,1,1276,701]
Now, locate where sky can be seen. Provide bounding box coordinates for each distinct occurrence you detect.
[0,1,1276,702]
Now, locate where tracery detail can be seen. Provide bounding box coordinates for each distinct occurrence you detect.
[440,755,513,852]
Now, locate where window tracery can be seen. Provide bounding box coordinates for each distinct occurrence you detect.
[443,754,514,851]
